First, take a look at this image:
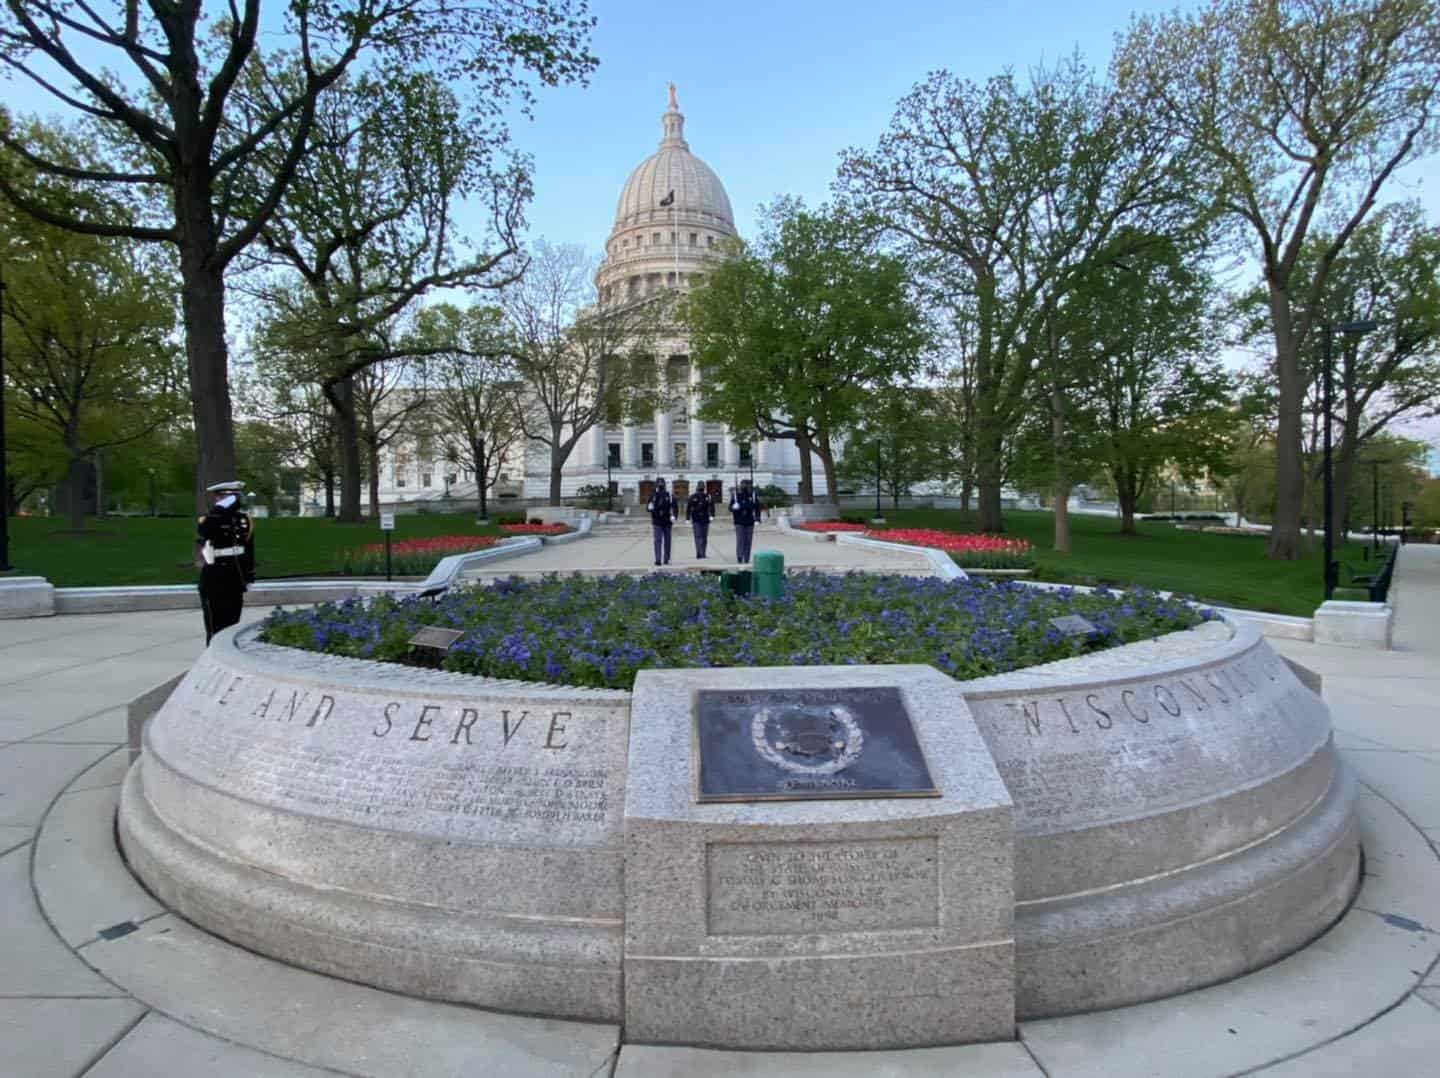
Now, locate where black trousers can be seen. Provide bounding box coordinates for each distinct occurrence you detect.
[652,522,673,565]
[200,563,246,644]
[735,524,755,563]
[691,520,709,557]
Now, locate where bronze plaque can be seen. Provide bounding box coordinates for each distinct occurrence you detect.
[694,687,938,802]
[408,627,465,651]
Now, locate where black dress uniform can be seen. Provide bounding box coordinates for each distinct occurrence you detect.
[197,491,256,644]
[646,480,678,565]
[686,487,713,558]
[729,483,764,564]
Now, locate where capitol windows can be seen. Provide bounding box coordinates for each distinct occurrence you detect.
[706,442,720,468]
[422,472,432,488]
[608,443,621,467]
[652,232,661,246]
[641,443,655,467]
[689,232,698,247]
[707,235,715,248]
[670,231,677,245]
[674,443,688,467]
[739,443,753,467]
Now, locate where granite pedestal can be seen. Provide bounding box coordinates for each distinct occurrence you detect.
[623,666,1014,1050]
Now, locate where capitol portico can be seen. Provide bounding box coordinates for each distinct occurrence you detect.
[521,85,829,506]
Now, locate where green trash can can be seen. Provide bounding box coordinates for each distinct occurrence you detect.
[720,569,752,597]
[752,549,785,599]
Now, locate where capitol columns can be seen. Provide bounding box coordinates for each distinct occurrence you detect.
[622,421,638,469]
[722,426,740,469]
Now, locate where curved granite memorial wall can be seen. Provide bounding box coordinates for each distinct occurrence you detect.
[119,615,1358,1031]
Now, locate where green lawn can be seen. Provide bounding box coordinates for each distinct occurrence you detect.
[4,513,504,587]
[3,507,1383,616]
[864,508,1380,617]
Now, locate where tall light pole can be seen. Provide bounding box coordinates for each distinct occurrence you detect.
[875,441,882,520]
[1322,320,1377,600]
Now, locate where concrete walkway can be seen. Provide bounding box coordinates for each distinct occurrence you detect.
[464,517,937,579]
[2,551,1439,1076]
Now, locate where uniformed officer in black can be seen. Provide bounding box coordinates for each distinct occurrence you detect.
[685,480,713,559]
[646,477,678,566]
[197,480,256,644]
[729,479,764,564]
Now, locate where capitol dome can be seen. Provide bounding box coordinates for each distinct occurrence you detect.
[613,86,734,233]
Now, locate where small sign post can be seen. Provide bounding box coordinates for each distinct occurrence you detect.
[380,512,395,581]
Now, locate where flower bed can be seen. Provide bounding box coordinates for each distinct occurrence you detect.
[338,535,498,577]
[261,573,1213,690]
[798,521,867,533]
[507,522,571,535]
[860,528,1035,570]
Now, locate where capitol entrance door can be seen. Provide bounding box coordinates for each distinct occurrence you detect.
[639,480,655,508]
[706,479,723,505]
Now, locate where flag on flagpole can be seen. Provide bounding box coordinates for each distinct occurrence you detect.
[659,190,675,207]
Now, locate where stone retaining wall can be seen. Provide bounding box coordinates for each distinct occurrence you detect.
[118,614,1358,1041]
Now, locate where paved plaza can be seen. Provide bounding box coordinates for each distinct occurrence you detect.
[1,540,1438,1077]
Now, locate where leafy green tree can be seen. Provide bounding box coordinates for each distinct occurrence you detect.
[242,68,529,521]
[1,198,181,529]
[1066,243,1234,534]
[1249,204,1440,540]
[685,199,929,504]
[0,0,595,493]
[840,56,1202,531]
[502,241,669,505]
[420,304,523,523]
[838,391,956,510]
[1115,0,1440,559]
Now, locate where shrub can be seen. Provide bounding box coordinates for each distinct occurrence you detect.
[756,483,791,507]
[575,483,610,509]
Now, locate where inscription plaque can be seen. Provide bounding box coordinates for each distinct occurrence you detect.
[707,837,940,935]
[694,686,937,802]
[408,626,465,651]
[1048,614,1098,636]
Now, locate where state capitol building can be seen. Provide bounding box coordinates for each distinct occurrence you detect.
[359,87,829,513]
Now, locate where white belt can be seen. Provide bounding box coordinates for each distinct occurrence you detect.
[212,546,245,557]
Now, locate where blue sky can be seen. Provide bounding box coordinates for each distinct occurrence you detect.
[517,0,1439,254]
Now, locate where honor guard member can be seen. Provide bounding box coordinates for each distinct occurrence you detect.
[196,480,256,644]
[729,479,764,564]
[646,477,679,566]
[685,479,713,559]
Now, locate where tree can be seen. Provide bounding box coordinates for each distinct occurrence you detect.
[1067,241,1234,534]
[840,56,1201,531]
[1114,0,1440,559]
[422,304,523,522]
[685,199,929,504]
[1,197,181,529]
[838,391,955,509]
[0,0,595,494]
[354,351,430,518]
[1277,204,1439,540]
[502,241,668,505]
[241,68,529,521]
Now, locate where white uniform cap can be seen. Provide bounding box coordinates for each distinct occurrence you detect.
[206,480,245,493]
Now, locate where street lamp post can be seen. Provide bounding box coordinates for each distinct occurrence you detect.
[605,451,613,512]
[1372,460,1380,557]
[1322,320,1377,600]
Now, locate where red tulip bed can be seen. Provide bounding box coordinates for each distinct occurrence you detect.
[339,535,500,576]
[798,523,1034,569]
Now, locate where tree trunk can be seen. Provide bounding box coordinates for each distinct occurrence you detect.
[324,376,363,523]
[794,435,815,504]
[367,441,381,520]
[1117,470,1139,535]
[177,240,237,509]
[323,469,336,517]
[813,436,839,505]
[63,453,87,531]
[1266,294,1303,559]
[475,438,489,521]
[1053,481,1072,553]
